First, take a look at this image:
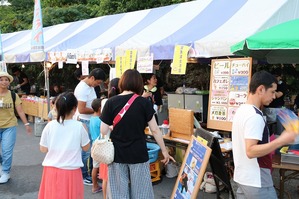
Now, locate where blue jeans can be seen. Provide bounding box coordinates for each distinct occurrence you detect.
[79,119,92,178]
[0,126,17,174]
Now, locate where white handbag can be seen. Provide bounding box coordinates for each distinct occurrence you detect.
[91,94,139,165]
[91,136,114,164]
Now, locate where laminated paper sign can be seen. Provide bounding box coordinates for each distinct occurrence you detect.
[66,50,77,64]
[115,56,126,78]
[207,58,252,131]
[81,61,89,76]
[171,45,189,75]
[125,50,137,69]
[137,54,154,73]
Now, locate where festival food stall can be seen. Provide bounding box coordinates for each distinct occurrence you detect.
[1,1,299,198]
[21,96,48,121]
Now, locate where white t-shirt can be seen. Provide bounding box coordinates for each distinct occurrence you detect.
[74,80,97,120]
[101,98,108,112]
[40,120,90,169]
[232,104,266,187]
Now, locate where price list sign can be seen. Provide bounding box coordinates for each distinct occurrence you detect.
[207,58,252,131]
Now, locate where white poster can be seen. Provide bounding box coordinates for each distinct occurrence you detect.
[137,54,153,73]
[81,61,89,76]
[66,49,78,64]
[58,61,63,69]
[109,68,116,80]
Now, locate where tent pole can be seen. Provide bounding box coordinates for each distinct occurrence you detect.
[43,61,50,114]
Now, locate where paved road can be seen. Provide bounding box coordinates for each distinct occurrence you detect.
[0,120,298,199]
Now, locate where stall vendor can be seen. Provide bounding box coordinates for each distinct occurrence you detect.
[11,66,31,95]
[142,73,163,124]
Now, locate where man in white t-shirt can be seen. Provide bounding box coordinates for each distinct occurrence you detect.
[232,70,296,199]
[74,68,106,185]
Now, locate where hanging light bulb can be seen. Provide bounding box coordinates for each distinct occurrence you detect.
[46,62,52,68]
[76,64,80,68]
[21,64,25,68]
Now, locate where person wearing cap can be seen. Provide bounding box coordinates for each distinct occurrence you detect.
[0,71,32,184]
[11,66,31,95]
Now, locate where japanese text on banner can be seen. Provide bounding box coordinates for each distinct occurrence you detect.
[125,50,137,69]
[171,45,189,75]
[115,56,126,78]
[31,0,44,52]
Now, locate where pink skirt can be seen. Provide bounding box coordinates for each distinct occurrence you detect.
[99,163,108,180]
[38,166,84,199]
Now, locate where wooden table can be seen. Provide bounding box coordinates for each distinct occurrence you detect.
[145,129,190,149]
[145,128,232,152]
[272,154,299,199]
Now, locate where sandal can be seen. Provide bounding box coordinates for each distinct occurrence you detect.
[92,186,102,194]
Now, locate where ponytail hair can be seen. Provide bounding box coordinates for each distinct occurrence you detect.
[55,92,78,124]
[108,78,120,98]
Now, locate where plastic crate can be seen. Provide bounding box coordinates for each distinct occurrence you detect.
[147,142,160,163]
[150,160,161,182]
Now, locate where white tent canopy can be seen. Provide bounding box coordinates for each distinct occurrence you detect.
[1,0,299,63]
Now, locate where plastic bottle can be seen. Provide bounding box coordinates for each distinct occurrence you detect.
[161,120,169,135]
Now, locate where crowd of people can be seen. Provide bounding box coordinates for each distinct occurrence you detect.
[36,68,173,199]
[1,66,299,199]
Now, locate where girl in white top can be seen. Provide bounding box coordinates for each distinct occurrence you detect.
[38,92,90,199]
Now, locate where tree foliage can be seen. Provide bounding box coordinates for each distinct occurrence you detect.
[0,0,190,33]
[43,5,92,27]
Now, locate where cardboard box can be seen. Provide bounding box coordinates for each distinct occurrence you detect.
[21,99,38,117]
[169,108,194,140]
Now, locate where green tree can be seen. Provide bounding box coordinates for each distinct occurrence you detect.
[43,5,92,27]
[9,0,34,10]
[1,0,190,33]
[42,0,87,7]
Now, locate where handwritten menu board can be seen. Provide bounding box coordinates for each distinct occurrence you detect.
[207,58,252,131]
[171,136,211,199]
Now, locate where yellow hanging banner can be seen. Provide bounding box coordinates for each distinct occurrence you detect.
[125,49,137,69]
[115,56,126,78]
[171,45,190,75]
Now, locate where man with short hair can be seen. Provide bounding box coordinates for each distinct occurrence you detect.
[11,66,31,94]
[232,70,296,199]
[74,68,103,98]
[74,68,106,186]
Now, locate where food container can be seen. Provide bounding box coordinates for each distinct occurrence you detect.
[281,153,299,164]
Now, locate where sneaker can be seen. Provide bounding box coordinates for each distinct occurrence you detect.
[0,173,10,184]
[83,177,92,186]
[85,176,92,182]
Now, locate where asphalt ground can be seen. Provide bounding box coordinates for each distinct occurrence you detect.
[0,119,298,199]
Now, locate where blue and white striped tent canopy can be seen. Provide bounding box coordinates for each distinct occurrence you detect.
[1,0,299,63]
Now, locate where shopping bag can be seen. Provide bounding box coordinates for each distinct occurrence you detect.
[91,137,114,164]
